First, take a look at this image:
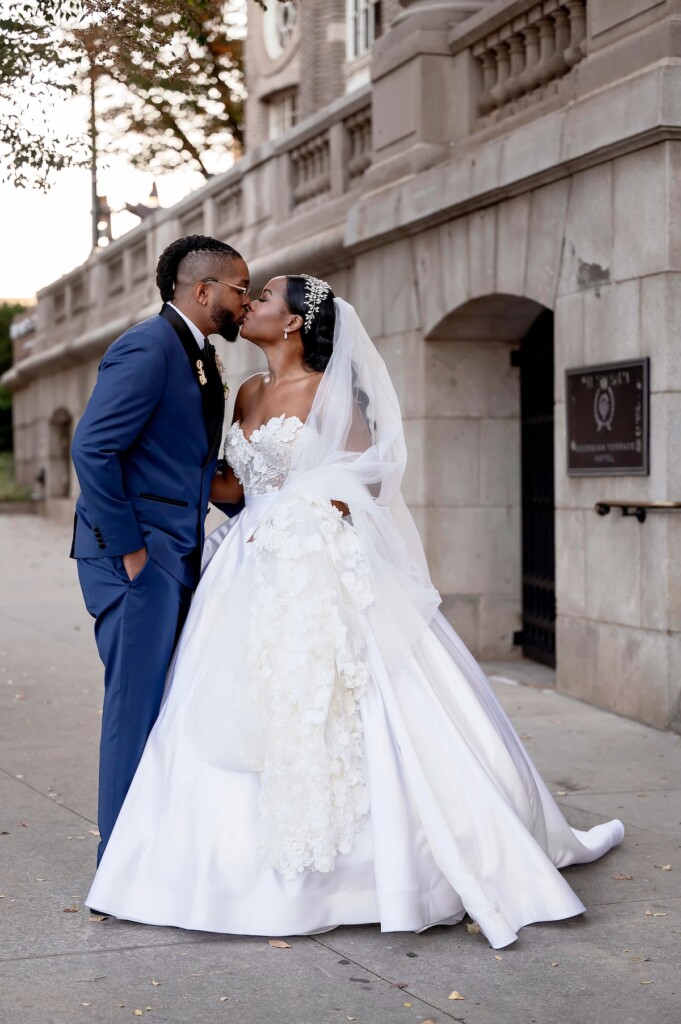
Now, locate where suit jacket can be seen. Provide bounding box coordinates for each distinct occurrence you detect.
[70,304,229,588]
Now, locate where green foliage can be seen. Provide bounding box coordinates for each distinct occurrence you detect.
[0,302,25,451]
[0,0,286,189]
[0,452,31,500]
[92,1,246,178]
[0,1,88,188]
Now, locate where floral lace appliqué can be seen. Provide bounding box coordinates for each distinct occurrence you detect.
[243,492,374,880]
[223,415,304,495]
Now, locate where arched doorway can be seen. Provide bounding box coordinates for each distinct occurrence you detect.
[422,295,555,665]
[48,408,73,499]
[515,310,556,667]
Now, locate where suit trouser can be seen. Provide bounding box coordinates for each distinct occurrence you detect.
[77,554,192,865]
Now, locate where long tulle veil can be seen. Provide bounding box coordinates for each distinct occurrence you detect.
[283,297,441,668]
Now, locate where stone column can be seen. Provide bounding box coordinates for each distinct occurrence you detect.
[368,0,497,182]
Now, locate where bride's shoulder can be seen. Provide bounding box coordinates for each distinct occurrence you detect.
[239,371,268,393]
[233,372,268,418]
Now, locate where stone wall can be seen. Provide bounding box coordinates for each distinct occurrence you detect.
[6,0,681,731]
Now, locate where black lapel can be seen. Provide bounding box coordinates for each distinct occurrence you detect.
[160,304,224,461]
[204,341,226,462]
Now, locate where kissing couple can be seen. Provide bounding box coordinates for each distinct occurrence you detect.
[71,234,623,949]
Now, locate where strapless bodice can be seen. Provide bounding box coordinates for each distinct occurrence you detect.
[223,414,304,496]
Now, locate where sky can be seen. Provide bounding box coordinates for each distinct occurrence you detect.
[0,90,209,302]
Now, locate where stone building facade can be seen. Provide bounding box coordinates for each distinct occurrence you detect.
[4,0,681,732]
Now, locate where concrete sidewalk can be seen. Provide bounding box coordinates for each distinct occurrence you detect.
[0,514,679,1024]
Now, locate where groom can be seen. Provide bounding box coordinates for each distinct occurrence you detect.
[71,235,250,867]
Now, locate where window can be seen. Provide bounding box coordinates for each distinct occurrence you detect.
[347,0,382,61]
[267,89,298,140]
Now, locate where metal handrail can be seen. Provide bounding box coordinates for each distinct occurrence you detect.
[595,500,681,524]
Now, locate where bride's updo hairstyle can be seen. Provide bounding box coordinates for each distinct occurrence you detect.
[286,275,336,372]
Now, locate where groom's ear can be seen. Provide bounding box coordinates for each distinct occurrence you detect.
[194,280,210,306]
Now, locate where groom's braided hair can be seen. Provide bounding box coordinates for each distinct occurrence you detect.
[155,235,242,302]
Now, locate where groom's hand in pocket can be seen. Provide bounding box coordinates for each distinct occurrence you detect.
[123,547,148,581]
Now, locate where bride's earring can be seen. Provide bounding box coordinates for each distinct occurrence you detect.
[284,329,288,340]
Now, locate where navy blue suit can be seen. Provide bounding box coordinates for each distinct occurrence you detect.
[71,304,230,863]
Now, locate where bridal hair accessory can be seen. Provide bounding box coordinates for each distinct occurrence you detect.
[301,274,331,334]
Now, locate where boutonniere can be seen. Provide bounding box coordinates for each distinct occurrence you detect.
[214,352,230,398]
[195,359,207,386]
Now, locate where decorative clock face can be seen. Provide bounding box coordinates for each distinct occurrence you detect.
[263,0,298,61]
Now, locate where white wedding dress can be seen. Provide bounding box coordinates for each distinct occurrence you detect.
[87,413,624,949]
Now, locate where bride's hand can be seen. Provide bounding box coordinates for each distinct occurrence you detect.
[331,500,350,517]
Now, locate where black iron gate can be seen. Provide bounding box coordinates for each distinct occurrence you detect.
[515,310,556,667]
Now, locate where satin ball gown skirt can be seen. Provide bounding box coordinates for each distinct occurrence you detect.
[86,494,624,949]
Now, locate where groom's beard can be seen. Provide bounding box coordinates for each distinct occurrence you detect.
[212,307,241,343]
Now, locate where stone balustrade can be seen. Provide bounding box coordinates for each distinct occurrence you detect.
[345,105,373,181]
[465,0,587,121]
[290,131,332,208]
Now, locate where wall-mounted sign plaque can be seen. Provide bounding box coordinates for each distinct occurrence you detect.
[566,358,649,476]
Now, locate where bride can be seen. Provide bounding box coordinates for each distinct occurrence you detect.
[86,274,624,949]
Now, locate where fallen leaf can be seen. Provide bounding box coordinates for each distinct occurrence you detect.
[88,829,101,838]
[391,982,408,989]
[88,915,107,923]
[494,955,503,961]
[403,1003,413,1008]
[640,981,653,985]
[653,912,667,917]
[145,1008,152,1012]
[466,922,481,935]
[219,996,228,1002]
[656,864,672,871]
[612,874,633,880]
[551,962,559,968]
[555,790,567,797]
[420,1019,437,1023]
[134,1012,143,1018]
[19,821,27,827]
[630,956,652,963]
[405,951,418,957]
[80,1003,91,1007]
[151,980,160,987]
[448,991,465,1000]
[63,905,80,913]
[268,939,291,949]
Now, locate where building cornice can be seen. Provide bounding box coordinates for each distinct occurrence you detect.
[346,62,681,250]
